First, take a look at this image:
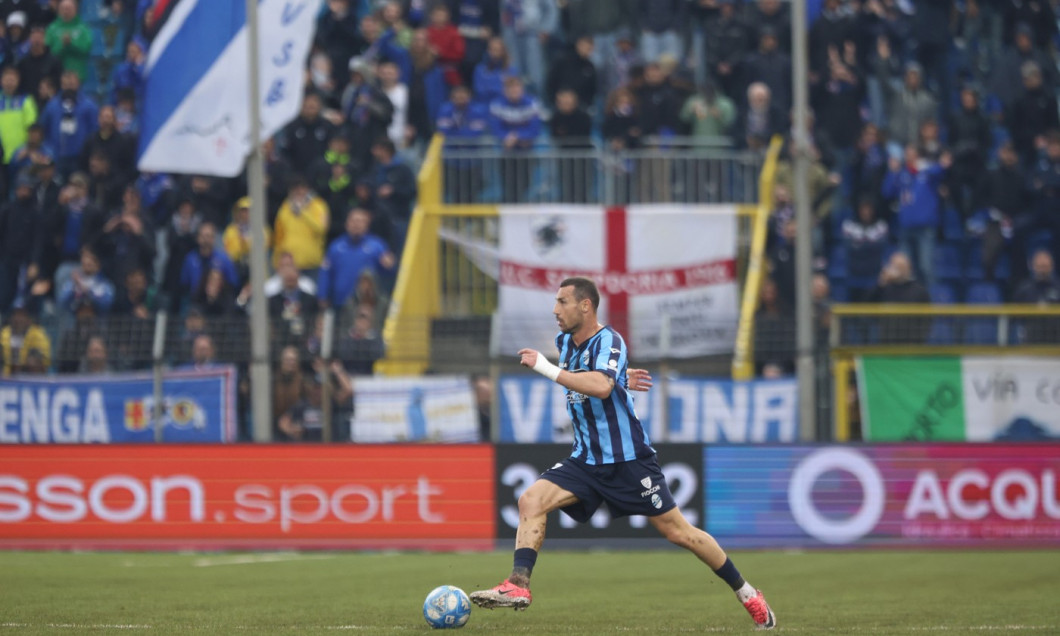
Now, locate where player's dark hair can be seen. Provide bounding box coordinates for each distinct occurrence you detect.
[560,277,599,312]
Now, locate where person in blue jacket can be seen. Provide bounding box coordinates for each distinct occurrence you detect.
[317,207,396,310]
[473,36,518,106]
[437,84,489,201]
[881,145,951,289]
[179,222,239,308]
[37,69,97,178]
[489,75,541,201]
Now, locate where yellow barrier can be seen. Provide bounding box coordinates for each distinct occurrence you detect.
[731,136,785,380]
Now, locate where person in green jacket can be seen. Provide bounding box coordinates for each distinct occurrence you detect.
[45,0,93,82]
[0,67,37,163]
[679,81,735,141]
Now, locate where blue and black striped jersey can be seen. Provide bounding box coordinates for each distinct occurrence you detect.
[555,326,654,465]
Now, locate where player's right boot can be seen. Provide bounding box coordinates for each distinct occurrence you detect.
[741,588,776,630]
[469,579,532,611]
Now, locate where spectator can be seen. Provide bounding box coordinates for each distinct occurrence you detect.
[731,81,785,151]
[135,170,176,231]
[340,267,389,332]
[602,86,641,151]
[549,88,592,146]
[471,373,492,440]
[848,123,887,212]
[882,145,951,288]
[638,0,684,64]
[222,197,270,283]
[340,56,394,166]
[604,28,640,97]
[1012,249,1060,304]
[112,37,146,104]
[1003,1,1058,50]
[635,62,680,137]
[680,80,735,140]
[277,358,353,441]
[58,245,115,316]
[86,151,123,212]
[272,345,304,428]
[546,35,597,110]
[37,172,101,296]
[335,305,385,375]
[378,60,409,149]
[742,26,791,113]
[360,12,412,81]
[162,198,202,310]
[78,334,110,374]
[272,176,330,273]
[406,28,447,146]
[112,267,153,319]
[869,251,932,343]
[0,172,39,312]
[489,75,541,201]
[705,0,749,99]
[877,41,936,148]
[80,105,135,184]
[8,122,51,181]
[0,65,36,165]
[192,268,237,317]
[38,69,97,178]
[449,0,500,85]
[991,22,1058,110]
[177,175,229,228]
[17,25,60,108]
[1,2,46,30]
[808,0,852,77]
[370,136,416,251]
[6,11,28,59]
[753,276,794,374]
[500,0,556,96]
[1,301,50,376]
[1029,131,1060,257]
[180,222,239,305]
[979,141,1031,281]
[180,333,218,370]
[307,49,338,109]
[842,196,890,301]
[473,36,517,106]
[269,257,318,348]
[566,0,635,78]
[1007,61,1059,167]
[96,186,156,286]
[318,207,396,309]
[278,92,335,173]
[44,0,91,82]
[264,251,317,298]
[317,0,364,89]
[947,84,992,219]
[436,83,488,200]
[748,0,791,52]
[815,39,862,172]
[425,4,465,87]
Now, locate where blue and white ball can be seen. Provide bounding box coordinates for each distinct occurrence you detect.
[423,585,471,629]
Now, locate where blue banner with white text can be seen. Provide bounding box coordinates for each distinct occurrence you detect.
[497,376,798,443]
[0,367,237,443]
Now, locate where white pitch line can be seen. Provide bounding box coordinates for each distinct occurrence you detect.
[191,553,335,567]
[0,624,152,630]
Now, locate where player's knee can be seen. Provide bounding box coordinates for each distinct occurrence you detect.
[517,490,545,519]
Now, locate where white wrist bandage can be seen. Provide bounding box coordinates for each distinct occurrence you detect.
[531,355,561,382]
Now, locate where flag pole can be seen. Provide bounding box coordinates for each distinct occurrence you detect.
[246,0,272,441]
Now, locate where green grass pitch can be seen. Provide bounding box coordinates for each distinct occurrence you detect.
[1,549,1058,634]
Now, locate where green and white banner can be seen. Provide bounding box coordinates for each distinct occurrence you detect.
[857,356,1060,441]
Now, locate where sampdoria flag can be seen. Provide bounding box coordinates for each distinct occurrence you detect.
[138,0,322,176]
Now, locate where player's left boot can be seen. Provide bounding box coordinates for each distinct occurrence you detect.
[469,579,532,611]
[741,588,776,630]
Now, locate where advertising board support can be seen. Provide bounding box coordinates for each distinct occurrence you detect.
[152,311,167,442]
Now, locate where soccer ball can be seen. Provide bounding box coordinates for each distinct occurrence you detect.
[422,585,471,629]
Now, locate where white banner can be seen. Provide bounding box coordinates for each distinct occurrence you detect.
[494,205,739,359]
[139,0,322,176]
[350,376,479,443]
[962,357,1060,441]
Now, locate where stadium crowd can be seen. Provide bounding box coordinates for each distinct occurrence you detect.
[1,0,1060,430]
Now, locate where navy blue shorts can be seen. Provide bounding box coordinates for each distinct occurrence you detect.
[539,454,677,523]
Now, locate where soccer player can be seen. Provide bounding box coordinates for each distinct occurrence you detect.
[470,276,776,630]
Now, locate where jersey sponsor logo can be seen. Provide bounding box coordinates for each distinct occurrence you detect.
[640,484,661,498]
[566,391,587,405]
[581,351,590,367]
[651,493,663,509]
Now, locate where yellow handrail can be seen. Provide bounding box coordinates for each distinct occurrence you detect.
[731,135,785,380]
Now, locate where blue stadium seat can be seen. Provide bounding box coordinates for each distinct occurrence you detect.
[827,245,847,280]
[927,283,957,344]
[964,241,1011,281]
[1028,230,1054,255]
[929,283,957,304]
[942,207,964,241]
[830,283,848,302]
[933,243,963,281]
[964,281,1002,344]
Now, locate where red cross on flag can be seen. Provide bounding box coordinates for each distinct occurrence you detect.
[495,205,740,359]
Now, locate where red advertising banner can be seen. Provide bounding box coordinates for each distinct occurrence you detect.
[0,445,495,550]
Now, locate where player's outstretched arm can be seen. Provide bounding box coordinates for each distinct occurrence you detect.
[628,368,653,391]
[519,348,614,399]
